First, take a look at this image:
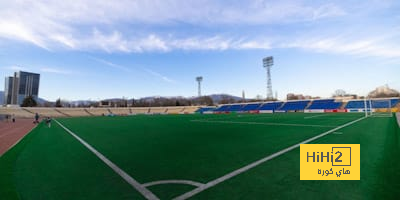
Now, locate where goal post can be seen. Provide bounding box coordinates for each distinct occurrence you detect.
[368,98,393,117]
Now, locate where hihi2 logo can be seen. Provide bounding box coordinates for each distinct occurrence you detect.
[300,144,360,180]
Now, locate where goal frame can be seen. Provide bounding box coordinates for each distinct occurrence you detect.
[367,98,393,118]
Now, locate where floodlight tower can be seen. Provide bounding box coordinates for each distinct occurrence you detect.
[196,76,203,97]
[263,56,274,100]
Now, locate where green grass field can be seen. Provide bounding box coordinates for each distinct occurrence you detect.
[1,113,400,199]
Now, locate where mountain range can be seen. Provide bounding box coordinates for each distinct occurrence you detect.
[102,94,244,104]
[0,92,243,105]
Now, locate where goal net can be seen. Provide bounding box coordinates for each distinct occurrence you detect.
[367,98,393,117]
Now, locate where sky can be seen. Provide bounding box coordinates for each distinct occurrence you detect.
[0,0,399,101]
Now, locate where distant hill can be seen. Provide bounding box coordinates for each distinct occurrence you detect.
[37,97,49,105]
[207,94,244,103]
[0,93,245,106]
[133,94,244,104]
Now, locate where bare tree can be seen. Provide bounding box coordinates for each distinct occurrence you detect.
[333,89,347,97]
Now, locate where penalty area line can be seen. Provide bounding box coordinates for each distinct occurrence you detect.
[54,119,159,200]
[191,119,336,128]
[174,116,366,200]
[304,114,331,119]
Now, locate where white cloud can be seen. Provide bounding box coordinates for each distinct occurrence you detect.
[144,69,176,83]
[0,0,398,60]
[89,56,131,72]
[90,57,176,83]
[0,0,346,50]
[284,34,400,58]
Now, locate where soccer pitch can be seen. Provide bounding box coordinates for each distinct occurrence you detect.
[1,113,400,199]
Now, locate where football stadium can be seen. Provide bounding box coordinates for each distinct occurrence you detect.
[1,98,400,199]
[1,1,400,200]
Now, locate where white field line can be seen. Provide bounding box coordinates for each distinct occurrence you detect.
[304,114,331,119]
[175,116,366,200]
[54,120,159,200]
[326,117,363,120]
[332,132,343,134]
[195,114,262,122]
[143,180,205,188]
[191,119,336,128]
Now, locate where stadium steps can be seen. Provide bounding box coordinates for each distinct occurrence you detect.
[21,107,35,114]
[0,108,34,118]
[84,108,95,116]
[305,101,313,109]
[340,101,348,109]
[276,102,286,110]
[54,108,70,117]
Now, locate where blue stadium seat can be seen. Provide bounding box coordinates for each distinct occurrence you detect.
[196,107,216,113]
[308,99,342,109]
[214,105,231,112]
[259,102,283,110]
[227,104,244,111]
[242,103,262,111]
[279,100,310,111]
[345,99,399,109]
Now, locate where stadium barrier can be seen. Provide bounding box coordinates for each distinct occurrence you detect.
[259,110,273,114]
[324,109,348,113]
[347,109,375,113]
[248,110,260,114]
[304,109,324,113]
[214,111,230,114]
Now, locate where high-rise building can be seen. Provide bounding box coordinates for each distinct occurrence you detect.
[4,71,40,105]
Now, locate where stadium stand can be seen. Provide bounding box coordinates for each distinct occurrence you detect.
[227,104,244,112]
[86,108,111,116]
[214,105,231,112]
[259,102,284,110]
[345,99,399,109]
[165,107,185,114]
[345,100,369,109]
[109,108,131,115]
[0,107,34,118]
[308,99,342,109]
[372,99,399,108]
[1,98,396,119]
[277,100,310,111]
[0,106,202,118]
[150,107,167,114]
[241,103,262,111]
[196,107,216,113]
[54,108,70,117]
[131,107,151,114]
[183,106,202,114]
[56,108,91,117]
[25,108,66,117]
